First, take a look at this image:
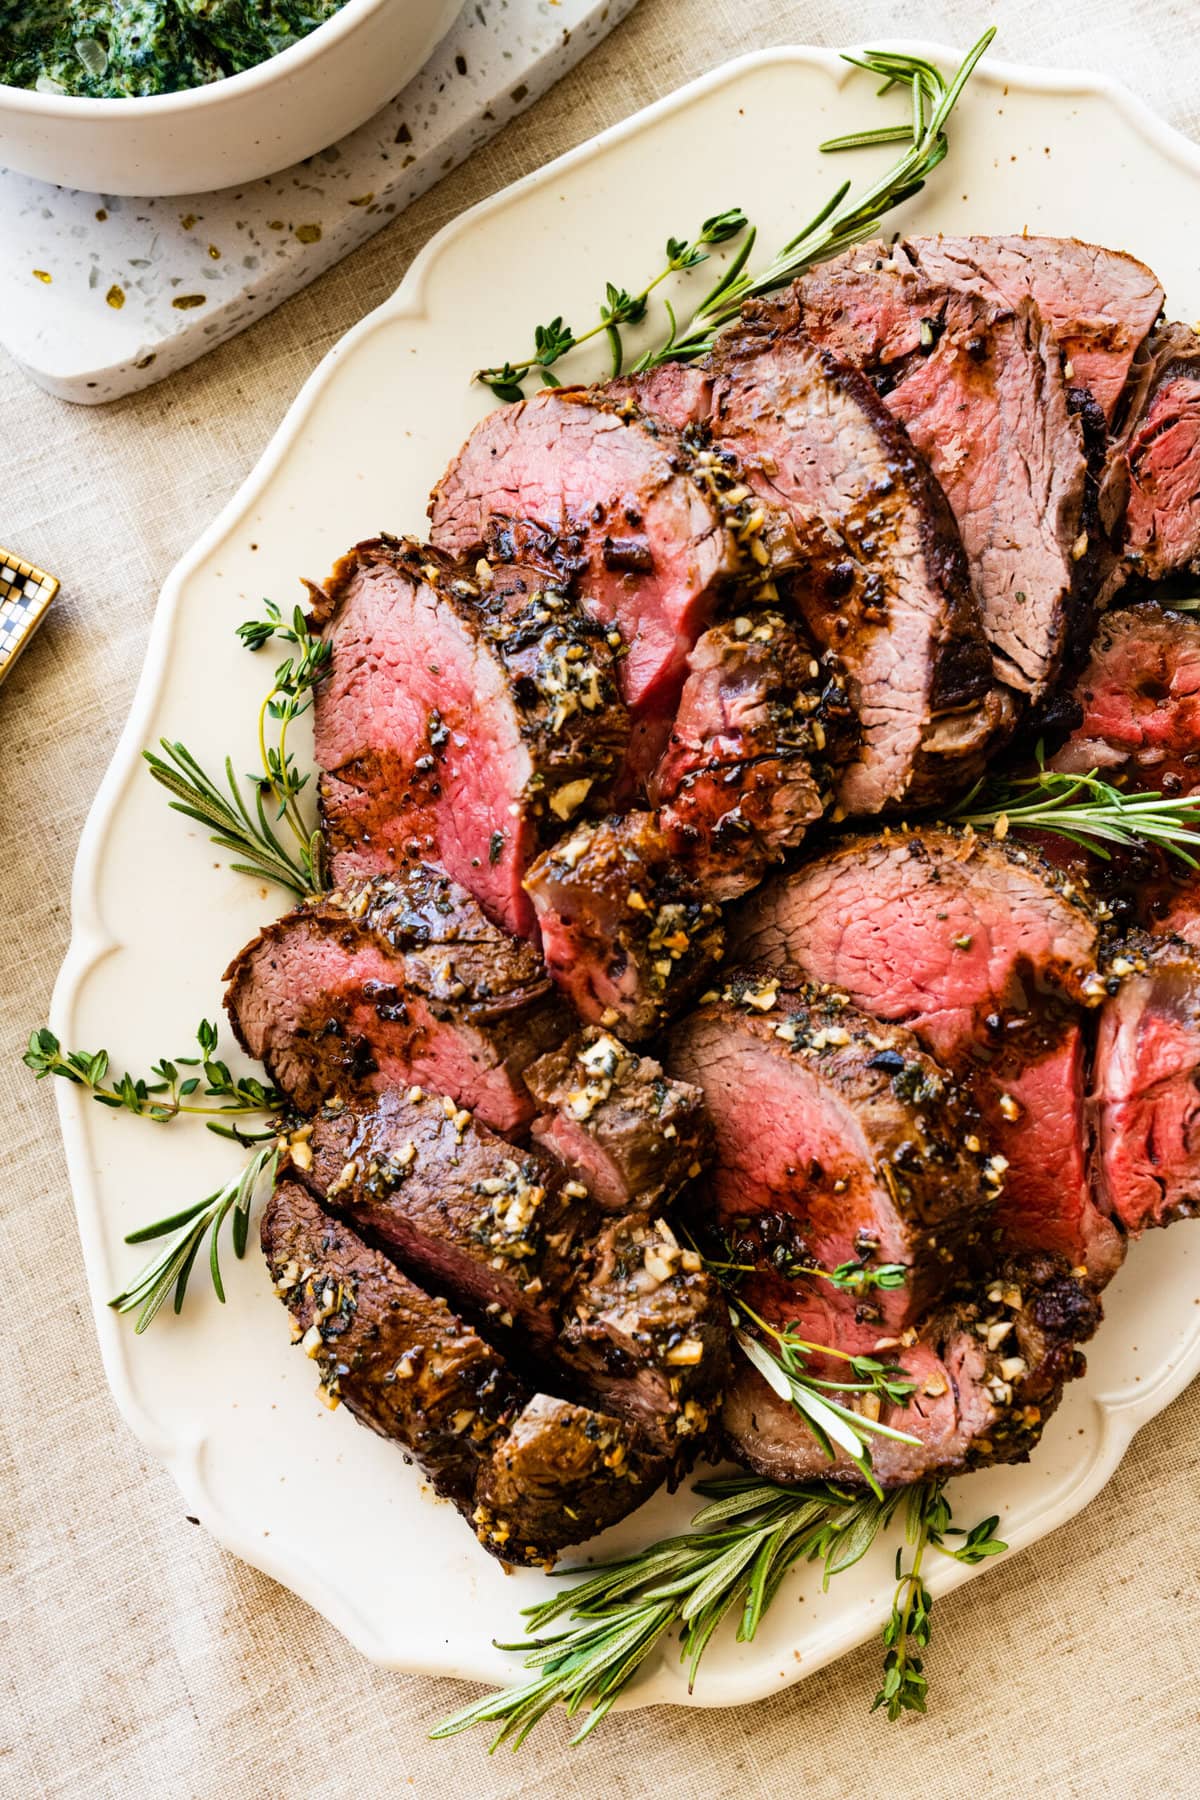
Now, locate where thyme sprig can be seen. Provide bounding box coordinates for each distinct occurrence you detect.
[109,1141,280,1333]
[143,602,331,899]
[875,1483,1006,1717]
[476,210,749,401]
[24,1020,281,1138]
[432,1473,1006,1748]
[704,1248,907,1295]
[955,765,1200,866]
[473,30,995,398]
[730,1298,920,1499]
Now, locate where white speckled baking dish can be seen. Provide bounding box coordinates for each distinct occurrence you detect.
[0,0,460,195]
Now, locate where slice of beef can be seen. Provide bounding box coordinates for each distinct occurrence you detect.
[1048,602,1200,788]
[262,1179,662,1561]
[646,611,855,900]
[524,811,725,1040]
[560,1211,730,1457]
[732,828,1124,1283]
[295,1086,586,1358]
[898,235,1165,423]
[525,1028,712,1212]
[224,866,569,1131]
[723,1252,1099,1487]
[796,249,1089,702]
[295,1089,728,1459]
[428,387,784,738]
[632,304,1007,814]
[666,971,993,1343]
[309,535,628,935]
[1090,933,1200,1234]
[1113,324,1200,585]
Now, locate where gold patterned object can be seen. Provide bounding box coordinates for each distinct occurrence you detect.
[0,547,59,684]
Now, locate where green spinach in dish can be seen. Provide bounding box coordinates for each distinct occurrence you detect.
[0,1,345,98]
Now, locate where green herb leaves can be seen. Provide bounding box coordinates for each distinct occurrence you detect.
[473,33,993,398]
[110,1142,280,1333]
[24,1021,281,1135]
[955,763,1200,866]
[874,1483,1006,1717]
[475,208,751,399]
[144,601,331,899]
[432,1474,1006,1749]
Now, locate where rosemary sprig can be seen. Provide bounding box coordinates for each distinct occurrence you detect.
[955,765,1200,867]
[24,1019,281,1137]
[432,1473,1006,1748]
[144,602,330,900]
[109,1141,280,1333]
[874,1483,1006,1717]
[476,209,749,401]
[473,30,995,397]
[730,1299,920,1500]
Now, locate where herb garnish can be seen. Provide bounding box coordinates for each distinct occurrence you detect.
[729,1298,920,1498]
[955,764,1200,866]
[478,210,749,400]
[473,30,996,401]
[432,1473,1006,1748]
[144,602,331,900]
[110,1142,280,1334]
[875,1483,1007,1717]
[24,1019,280,1138]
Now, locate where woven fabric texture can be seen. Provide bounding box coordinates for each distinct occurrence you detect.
[2,3,1198,1795]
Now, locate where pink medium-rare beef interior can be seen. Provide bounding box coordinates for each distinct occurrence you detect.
[730,828,1125,1282]
[1090,935,1200,1234]
[1049,603,1200,788]
[797,251,1088,703]
[312,538,628,938]
[224,868,570,1132]
[428,386,740,726]
[899,234,1165,422]
[666,975,993,1340]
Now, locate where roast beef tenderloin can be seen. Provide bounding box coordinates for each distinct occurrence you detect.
[309,535,628,935]
[525,1028,712,1212]
[646,611,856,899]
[723,1252,1100,1486]
[1090,933,1200,1234]
[262,1180,662,1562]
[524,811,726,1040]
[632,303,1008,814]
[666,970,994,1345]
[796,247,1090,703]
[732,828,1124,1282]
[224,866,570,1132]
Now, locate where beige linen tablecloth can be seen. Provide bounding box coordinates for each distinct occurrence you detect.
[3,3,1199,1793]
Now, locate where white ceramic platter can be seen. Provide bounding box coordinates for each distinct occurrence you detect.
[53,43,1200,1708]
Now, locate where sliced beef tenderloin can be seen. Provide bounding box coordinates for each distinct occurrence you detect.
[646,611,856,900]
[732,828,1124,1283]
[634,303,1008,814]
[1049,602,1200,789]
[897,235,1165,423]
[1090,933,1200,1234]
[262,1180,662,1562]
[560,1212,730,1459]
[524,811,725,1040]
[294,1090,728,1460]
[294,1086,586,1358]
[224,866,569,1132]
[1111,324,1200,587]
[666,972,993,1346]
[525,1028,712,1212]
[309,535,628,934]
[723,1252,1099,1487]
[428,387,788,751]
[796,249,1089,703]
